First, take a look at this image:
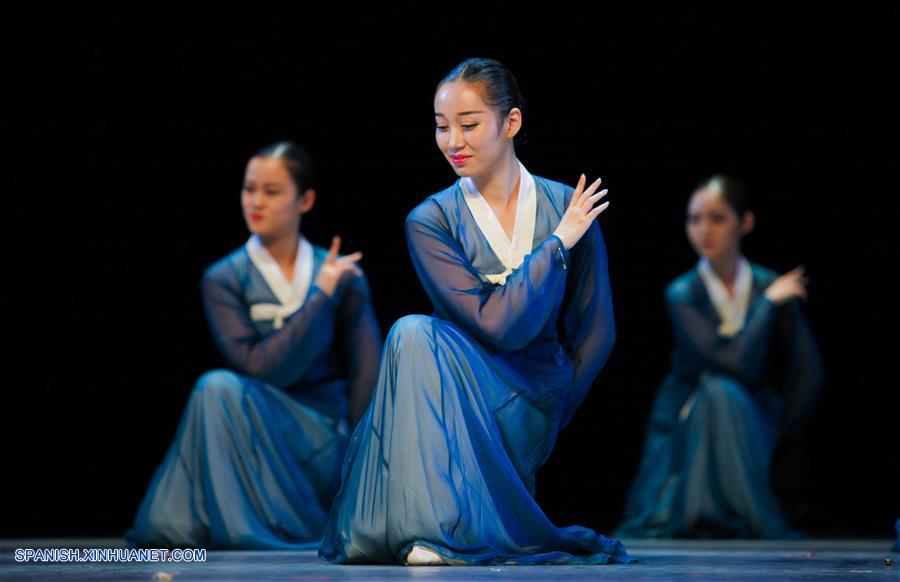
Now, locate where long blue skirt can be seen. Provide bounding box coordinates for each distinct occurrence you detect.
[127,369,347,549]
[617,373,792,538]
[319,315,633,565]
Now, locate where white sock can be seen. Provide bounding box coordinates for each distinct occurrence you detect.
[404,545,469,566]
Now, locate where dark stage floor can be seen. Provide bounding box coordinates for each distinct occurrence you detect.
[1,538,896,580]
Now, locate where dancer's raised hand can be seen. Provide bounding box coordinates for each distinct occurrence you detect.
[553,174,610,250]
[764,266,809,304]
[315,236,363,296]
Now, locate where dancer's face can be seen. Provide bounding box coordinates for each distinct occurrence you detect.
[434,80,520,178]
[241,156,312,240]
[685,187,752,261]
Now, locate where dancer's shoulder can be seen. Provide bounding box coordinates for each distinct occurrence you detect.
[406,182,461,227]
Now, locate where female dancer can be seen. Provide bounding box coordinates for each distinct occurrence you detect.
[617,175,824,538]
[319,58,633,565]
[128,141,382,549]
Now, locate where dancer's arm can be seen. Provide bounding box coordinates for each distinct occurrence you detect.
[667,265,813,388]
[202,266,339,387]
[338,272,383,426]
[777,299,824,436]
[559,220,616,428]
[666,287,778,386]
[204,236,363,388]
[405,203,568,351]
[406,175,607,352]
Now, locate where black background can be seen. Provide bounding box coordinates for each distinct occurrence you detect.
[5,4,898,538]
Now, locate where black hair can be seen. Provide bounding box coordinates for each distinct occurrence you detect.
[694,174,751,217]
[438,57,527,146]
[251,141,317,194]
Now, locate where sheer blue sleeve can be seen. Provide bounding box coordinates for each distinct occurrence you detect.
[201,267,338,387]
[559,220,616,428]
[666,285,779,387]
[777,299,824,435]
[338,273,383,426]
[405,201,569,352]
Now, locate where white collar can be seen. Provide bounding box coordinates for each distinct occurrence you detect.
[460,159,537,285]
[697,256,753,337]
[245,235,314,329]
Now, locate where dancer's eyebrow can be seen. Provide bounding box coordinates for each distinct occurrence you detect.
[434,111,487,117]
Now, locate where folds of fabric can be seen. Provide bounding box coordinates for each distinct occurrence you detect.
[127,370,347,549]
[618,373,789,538]
[320,316,632,564]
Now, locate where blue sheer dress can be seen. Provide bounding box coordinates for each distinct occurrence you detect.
[127,237,382,549]
[320,162,633,565]
[617,262,824,538]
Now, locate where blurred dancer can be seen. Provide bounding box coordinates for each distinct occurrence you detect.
[618,175,823,538]
[128,141,382,549]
